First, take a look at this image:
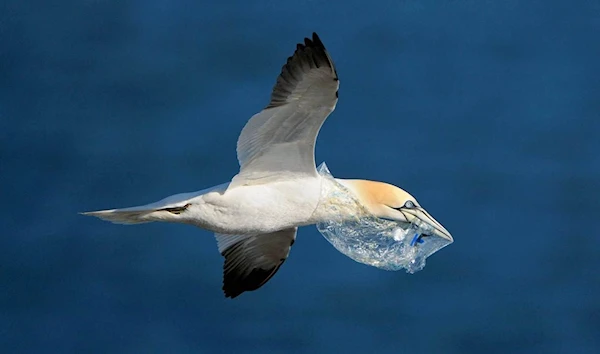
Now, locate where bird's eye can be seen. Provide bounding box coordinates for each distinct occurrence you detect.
[404,200,415,209]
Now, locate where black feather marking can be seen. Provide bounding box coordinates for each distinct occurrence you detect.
[265,32,338,109]
[220,229,296,298]
[160,203,191,215]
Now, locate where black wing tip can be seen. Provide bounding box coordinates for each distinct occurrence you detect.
[223,287,241,299]
[310,32,324,47]
[265,32,338,109]
[300,32,326,51]
[222,279,241,298]
[222,265,282,299]
[290,32,335,74]
[220,239,287,299]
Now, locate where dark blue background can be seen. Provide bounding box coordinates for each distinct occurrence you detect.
[2,1,599,353]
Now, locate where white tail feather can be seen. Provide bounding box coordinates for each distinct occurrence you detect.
[81,184,229,226]
[80,192,205,225]
[80,209,160,224]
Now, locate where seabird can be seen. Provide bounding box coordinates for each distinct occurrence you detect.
[83,33,452,298]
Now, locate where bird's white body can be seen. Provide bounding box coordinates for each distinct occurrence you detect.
[83,33,452,298]
[107,177,324,235]
[199,177,323,234]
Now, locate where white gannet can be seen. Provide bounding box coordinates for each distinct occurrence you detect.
[83,33,452,298]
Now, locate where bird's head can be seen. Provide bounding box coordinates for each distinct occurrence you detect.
[335,179,453,242]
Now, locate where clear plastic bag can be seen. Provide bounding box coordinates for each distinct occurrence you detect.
[315,163,452,273]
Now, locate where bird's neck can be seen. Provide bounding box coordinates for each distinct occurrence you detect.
[307,177,369,224]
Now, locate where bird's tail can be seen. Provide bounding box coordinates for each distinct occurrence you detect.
[80,209,147,224]
[80,203,190,225]
[80,190,205,225]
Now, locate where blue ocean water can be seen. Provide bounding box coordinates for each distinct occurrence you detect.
[2,1,599,353]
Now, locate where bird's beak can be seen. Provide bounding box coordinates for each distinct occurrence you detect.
[400,207,453,242]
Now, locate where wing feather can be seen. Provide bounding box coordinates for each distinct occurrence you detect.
[215,228,297,298]
[232,33,339,186]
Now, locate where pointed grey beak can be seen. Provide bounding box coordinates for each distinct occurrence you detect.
[400,207,453,242]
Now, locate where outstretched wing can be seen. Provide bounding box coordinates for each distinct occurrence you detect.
[215,228,297,298]
[231,33,339,186]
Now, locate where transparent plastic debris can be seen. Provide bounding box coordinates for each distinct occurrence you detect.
[314,163,452,273]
